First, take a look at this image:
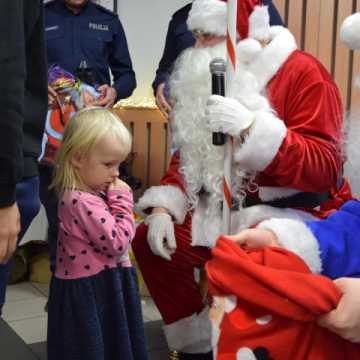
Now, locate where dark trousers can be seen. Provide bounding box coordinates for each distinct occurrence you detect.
[38,165,58,273]
[0,177,41,314]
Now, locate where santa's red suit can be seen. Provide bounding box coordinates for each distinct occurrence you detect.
[133,0,352,354]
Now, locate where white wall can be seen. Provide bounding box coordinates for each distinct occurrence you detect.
[118,0,190,101]
[20,206,48,245]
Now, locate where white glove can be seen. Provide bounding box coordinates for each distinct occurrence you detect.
[206,95,255,137]
[145,213,176,261]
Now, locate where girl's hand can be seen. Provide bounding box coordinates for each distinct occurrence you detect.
[226,228,280,250]
[108,178,131,191]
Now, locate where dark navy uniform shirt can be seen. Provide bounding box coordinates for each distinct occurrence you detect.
[152,1,284,93]
[45,0,136,100]
[152,3,194,93]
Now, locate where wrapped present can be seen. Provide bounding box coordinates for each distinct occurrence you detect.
[39,65,101,165]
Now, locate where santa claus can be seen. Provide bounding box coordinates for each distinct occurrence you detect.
[133,0,352,358]
[204,12,360,359]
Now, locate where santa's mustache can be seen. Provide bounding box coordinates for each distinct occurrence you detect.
[169,41,227,99]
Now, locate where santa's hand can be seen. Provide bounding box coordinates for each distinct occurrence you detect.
[206,95,255,137]
[145,213,176,261]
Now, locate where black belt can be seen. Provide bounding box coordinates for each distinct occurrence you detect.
[203,176,345,210]
[242,191,330,209]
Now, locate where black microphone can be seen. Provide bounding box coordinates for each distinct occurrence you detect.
[209,58,226,146]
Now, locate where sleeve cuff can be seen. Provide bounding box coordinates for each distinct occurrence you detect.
[257,218,322,273]
[152,73,168,93]
[234,110,287,171]
[135,185,188,224]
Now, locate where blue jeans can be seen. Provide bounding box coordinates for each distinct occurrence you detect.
[0,177,41,314]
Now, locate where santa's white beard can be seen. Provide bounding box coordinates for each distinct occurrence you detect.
[169,42,227,209]
[169,40,271,210]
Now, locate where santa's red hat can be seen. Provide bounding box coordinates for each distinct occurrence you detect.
[187,0,270,40]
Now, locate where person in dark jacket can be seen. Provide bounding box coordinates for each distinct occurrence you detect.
[153,0,283,119]
[45,0,136,106]
[0,0,48,313]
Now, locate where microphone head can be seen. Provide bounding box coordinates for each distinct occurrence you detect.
[209,57,226,74]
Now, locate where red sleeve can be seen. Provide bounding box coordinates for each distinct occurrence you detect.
[264,57,343,192]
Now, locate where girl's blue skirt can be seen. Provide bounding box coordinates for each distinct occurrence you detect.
[47,266,148,360]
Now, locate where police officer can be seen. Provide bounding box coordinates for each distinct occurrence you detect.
[153,1,283,119]
[45,0,136,108]
[152,3,195,119]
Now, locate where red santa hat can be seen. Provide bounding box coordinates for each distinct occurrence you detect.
[187,0,270,41]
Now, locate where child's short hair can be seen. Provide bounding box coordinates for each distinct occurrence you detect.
[51,107,132,193]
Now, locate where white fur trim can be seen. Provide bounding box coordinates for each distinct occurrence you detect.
[231,204,316,233]
[233,111,287,172]
[257,218,322,273]
[258,187,300,202]
[135,185,187,224]
[340,13,360,50]
[244,26,297,90]
[187,0,227,36]
[249,6,270,41]
[237,38,262,64]
[191,196,222,248]
[163,306,212,353]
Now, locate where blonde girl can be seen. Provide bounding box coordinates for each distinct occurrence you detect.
[47,107,148,360]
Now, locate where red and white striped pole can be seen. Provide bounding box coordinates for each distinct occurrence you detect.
[222,0,237,234]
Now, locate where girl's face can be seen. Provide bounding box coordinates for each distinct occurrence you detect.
[72,135,124,193]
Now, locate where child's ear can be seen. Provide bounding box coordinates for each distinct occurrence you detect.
[71,152,84,169]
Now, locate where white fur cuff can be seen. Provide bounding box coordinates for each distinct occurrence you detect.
[135,185,187,224]
[257,218,322,273]
[163,307,212,353]
[249,6,270,41]
[234,111,287,171]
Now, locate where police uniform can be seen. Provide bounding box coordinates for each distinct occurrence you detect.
[45,0,136,100]
[152,3,195,93]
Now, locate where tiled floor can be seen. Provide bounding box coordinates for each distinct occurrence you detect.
[2,281,169,359]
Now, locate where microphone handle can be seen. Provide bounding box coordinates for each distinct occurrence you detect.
[212,73,226,146]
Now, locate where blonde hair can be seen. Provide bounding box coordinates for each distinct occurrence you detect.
[51,107,132,194]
